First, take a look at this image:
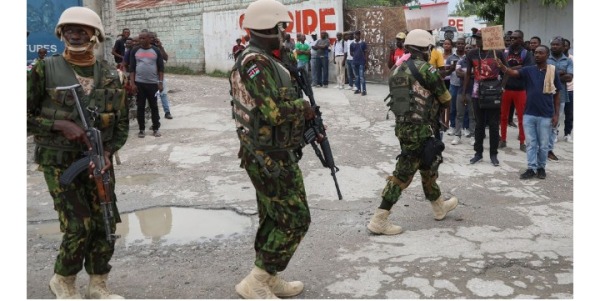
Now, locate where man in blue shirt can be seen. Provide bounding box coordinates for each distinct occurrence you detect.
[498,45,562,179]
[350,30,368,95]
[546,36,573,160]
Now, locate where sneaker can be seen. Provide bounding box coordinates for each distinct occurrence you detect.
[138,130,145,138]
[165,112,173,119]
[347,86,354,90]
[490,154,499,166]
[553,134,558,143]
[447,127,455,136]
[354,90,361,94]
[470,153,483,164]
[352,86,358,91]
[536,168,546,179]
[499,140,507,148]
[463,128,471,137]
[470,137,475,146]
[361,91,367,96]
[153,130,162,137]
[520,169,537,179]
[520,143,527,152]
[547,151,558,161]
[565,134,573,143]
[451,136,461,145]
[509,121,517,128]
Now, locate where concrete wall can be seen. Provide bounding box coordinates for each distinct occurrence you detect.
[113,0,344,74]
[504,0,573,52]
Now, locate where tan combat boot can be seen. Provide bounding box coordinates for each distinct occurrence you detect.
[86,273,124,299]
[48,273,82,299]
[268,274,304,297]
[235,266,279,299]
[431,196,458,220]
[367,208,403,235]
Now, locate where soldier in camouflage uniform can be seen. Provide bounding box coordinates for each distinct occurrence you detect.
[27,7,128,299]
[367,29,459,236]
[229,0,316,298]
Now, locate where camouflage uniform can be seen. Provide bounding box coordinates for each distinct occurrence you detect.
[27,55,129,276]
[382,58,451,205]
[230,45,310,274]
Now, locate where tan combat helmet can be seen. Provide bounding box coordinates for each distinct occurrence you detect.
[242,0,292,30]
[55,6,105,42]
[404,29,433,48]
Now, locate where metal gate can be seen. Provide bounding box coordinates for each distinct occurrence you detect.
[343,7,406,83]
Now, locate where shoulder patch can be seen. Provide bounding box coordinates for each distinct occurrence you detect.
[247,64,261,79]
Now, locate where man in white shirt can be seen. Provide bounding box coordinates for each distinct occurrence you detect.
[333,32,347,89]
[345,31,356,90]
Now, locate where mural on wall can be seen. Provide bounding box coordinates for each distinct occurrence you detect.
[203,0,343,73]
[344,7,406,82]
[27,0,82,62]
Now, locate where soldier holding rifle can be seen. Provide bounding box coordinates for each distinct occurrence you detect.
[27,7,128,299]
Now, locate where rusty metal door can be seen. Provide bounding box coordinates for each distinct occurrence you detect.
[344,7,406,83]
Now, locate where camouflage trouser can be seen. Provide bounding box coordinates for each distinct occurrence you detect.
[241,149,311,274]
[41,164,121,276]
[381,123,442,205]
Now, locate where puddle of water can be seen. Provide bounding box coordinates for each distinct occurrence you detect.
[28,207,254,246]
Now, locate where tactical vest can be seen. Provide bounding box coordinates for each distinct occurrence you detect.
[229,46,304,152]
[386,59,439,125]
[35,55,123,152]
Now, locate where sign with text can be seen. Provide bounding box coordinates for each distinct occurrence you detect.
[481,25,505,50]
[203,0,342,73]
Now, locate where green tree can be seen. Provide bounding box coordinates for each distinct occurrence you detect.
[452,0,480,16]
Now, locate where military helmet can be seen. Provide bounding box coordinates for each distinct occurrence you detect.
[404,29,433,48]
[55,6,105,42]
[242,0,292,30]
[395,32,406,40]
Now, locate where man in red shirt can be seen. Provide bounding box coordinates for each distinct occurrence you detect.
[232,38,246,60]
[387,31,406,69]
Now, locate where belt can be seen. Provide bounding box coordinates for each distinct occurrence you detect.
[335,55,344,57]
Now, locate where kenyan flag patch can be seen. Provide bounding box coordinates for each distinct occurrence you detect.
[247,64,261,79]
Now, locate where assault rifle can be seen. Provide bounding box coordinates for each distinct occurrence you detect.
[292,67,343,200]
[57,84,120,242]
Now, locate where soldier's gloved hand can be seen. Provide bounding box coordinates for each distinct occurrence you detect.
[303,101,316,120]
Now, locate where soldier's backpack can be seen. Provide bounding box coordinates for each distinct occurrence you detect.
[384,64,412,120]
[384,60,432,120]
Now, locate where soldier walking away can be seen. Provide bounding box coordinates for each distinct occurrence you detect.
[229,0,316,298]
[27,6,129,299]
[368,29,458,235]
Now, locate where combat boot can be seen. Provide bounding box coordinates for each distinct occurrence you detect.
[49,273,82,299]
[268,274,304,297]
[431,196,458,221]
[86,273,124,299]
[235,266,279,299]
[367,208,403,235]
